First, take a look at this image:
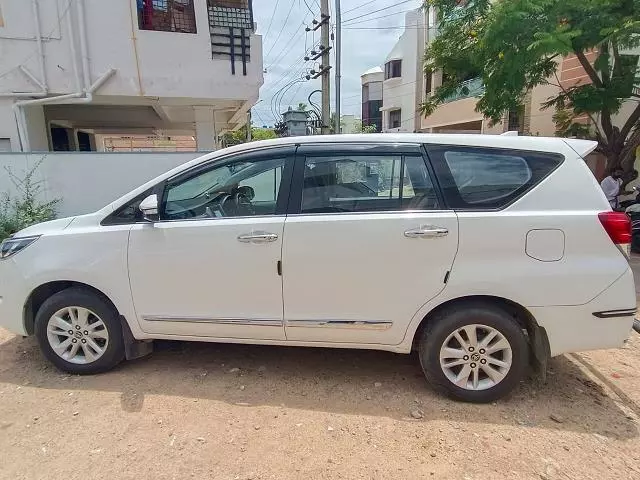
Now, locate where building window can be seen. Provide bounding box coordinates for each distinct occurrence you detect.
[425,70,432,96]
[208,0,253,29]
[389,109,401,129]
[507,107,524,134]
[138,0,197,33]
[384,60,402,80]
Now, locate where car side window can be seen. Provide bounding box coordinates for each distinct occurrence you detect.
[427,145,563,209]
[444,151,531,204]
[162,157,286,220]
[301,154,439,213]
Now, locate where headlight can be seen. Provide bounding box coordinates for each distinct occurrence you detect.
[0,235,40,260]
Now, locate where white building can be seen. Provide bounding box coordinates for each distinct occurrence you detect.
[0,0,263,152]
[380,9,425,133]
[341,114,360,134]
[360,66,383,132]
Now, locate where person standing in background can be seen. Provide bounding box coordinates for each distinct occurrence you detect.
[601,167,624,209]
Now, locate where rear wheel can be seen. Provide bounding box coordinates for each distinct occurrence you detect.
[418,302,528,403]
[34,288,125,374]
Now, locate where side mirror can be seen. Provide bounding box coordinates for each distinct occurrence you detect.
[139,194,159,222]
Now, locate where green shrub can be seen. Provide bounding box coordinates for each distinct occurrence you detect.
[0,162,60,241]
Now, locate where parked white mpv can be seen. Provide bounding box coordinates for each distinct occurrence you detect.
[0,134,635,402]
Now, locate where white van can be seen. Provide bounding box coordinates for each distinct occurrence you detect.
[0,134,635,402]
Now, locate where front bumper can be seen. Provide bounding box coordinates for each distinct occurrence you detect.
[0,258,29,336]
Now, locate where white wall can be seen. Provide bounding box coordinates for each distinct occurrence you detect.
[0,152,200,217]
[0,0,263,100]
[381,10,424,133]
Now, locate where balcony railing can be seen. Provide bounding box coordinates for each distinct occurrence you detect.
[442,77,484,103]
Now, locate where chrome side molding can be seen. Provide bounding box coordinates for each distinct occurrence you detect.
[285,319,393,330]
[142,316,282,327]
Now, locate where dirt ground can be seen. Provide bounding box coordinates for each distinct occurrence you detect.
[1,326,640,480]
[4,260,640,480]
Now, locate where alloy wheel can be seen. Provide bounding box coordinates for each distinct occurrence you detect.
[46,306,110,365]
[438,324,513,391]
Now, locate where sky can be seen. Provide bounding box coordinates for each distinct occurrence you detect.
[251,0,423,127]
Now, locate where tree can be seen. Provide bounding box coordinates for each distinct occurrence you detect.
[251,127,277,141]
[221,125,277,145]
[352,119,377,134]
[297,102,308,111]
[422,0,640,172]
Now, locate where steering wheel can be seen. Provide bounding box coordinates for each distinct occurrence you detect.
[232,186,255,216]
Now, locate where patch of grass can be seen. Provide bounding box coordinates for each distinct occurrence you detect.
[0,161,60,241]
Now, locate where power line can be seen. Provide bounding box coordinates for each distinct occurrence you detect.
[342,0,415,23]
[342,0,377,15]
[301,0,316,15]
[343,9,414,26]
[261,0,282,42]
[264,0,297,60]
[343,26,422,30]
[252,108,268,127]
[265,11,315,70]
[262,42,317,97]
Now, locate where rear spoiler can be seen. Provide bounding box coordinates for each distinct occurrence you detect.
[563,139,598,158]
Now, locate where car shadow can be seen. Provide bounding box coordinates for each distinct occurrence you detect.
[0,334,637,440]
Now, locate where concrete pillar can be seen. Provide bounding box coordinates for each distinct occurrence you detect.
[22,104,50,151]
[194,106,217,152]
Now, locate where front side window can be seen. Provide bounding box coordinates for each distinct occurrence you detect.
[301,154,439,214]
[163,157,286,220]
[428,145,564,209]
[385,60,402,79]
[389,109,401,129]
[138,0,197,33]
[102,189,153,225]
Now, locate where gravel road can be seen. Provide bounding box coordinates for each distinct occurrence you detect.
[1,326,640,480]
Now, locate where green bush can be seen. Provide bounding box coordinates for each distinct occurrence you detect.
[0,162,60,242]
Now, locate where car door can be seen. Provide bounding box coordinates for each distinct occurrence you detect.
[281,143,459,345]
[127,147,294,340]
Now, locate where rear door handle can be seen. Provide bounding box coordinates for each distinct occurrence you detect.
[237,231,279,244]
[404,225,449,238]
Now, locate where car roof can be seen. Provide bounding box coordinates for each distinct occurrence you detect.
[212,133,596,158]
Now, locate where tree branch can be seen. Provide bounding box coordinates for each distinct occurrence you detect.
[619,102,640,143]
[599,44,611,85]
[611,42,623,79]
[553,70,606,142]
[574,49,604,89]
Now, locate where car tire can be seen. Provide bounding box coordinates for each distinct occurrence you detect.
[418,302,528,403]
[34,287,125,374]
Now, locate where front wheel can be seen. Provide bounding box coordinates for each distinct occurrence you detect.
[34,288,125,374]
[418,302,528,403]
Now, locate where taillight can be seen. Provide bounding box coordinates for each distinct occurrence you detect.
[598,211,632,245]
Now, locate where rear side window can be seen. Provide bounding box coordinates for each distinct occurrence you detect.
[301,154,440,213]
[427,145,563,209]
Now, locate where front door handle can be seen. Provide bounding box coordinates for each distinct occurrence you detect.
[404,225,449,238]
[237,231,279,244]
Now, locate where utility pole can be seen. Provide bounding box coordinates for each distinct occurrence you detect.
[334,0,341,134]
[320,0,331,135]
